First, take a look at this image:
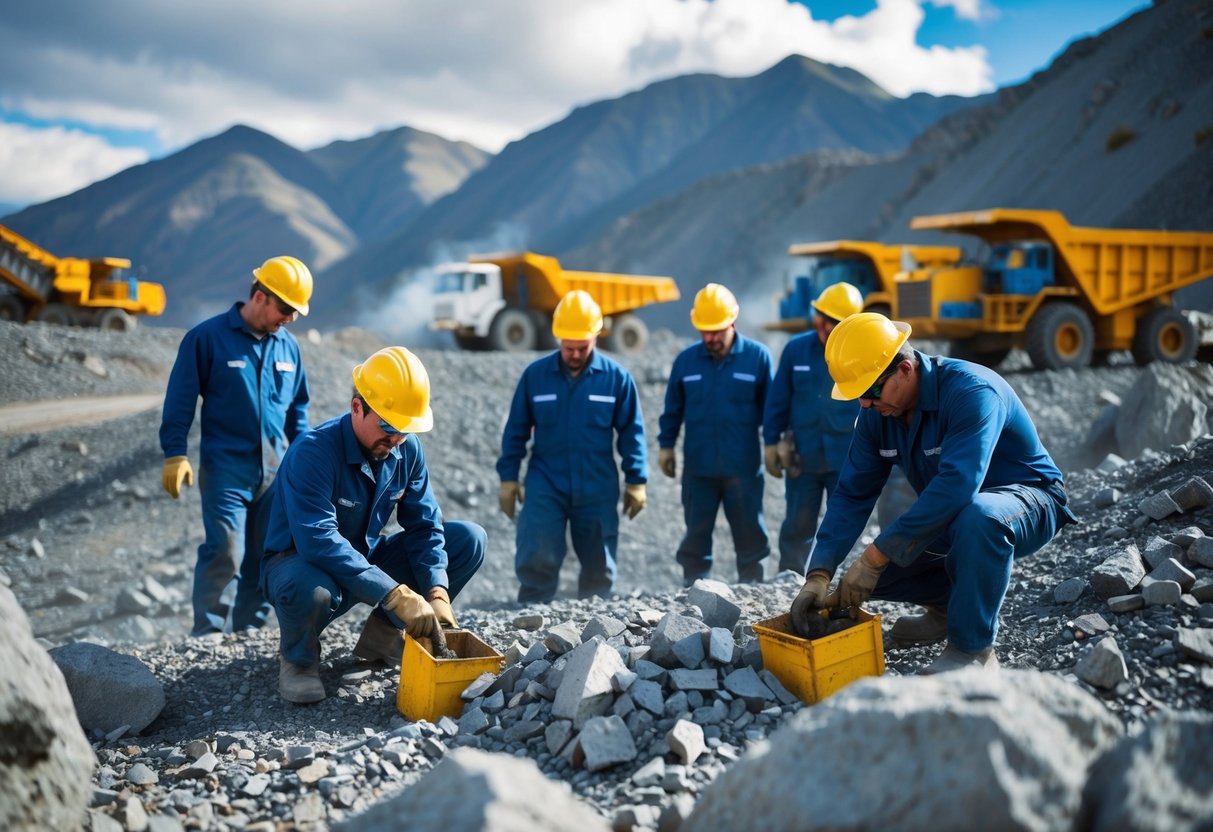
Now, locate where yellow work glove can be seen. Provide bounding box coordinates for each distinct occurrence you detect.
[824,547,888,613]
[623,483,646,519]
[658,448,677,479]
[763,445,783,478]
[427,587,457,629]
[790,572,831,639]
[499,481,523,520]
[383,584,438,639]
[162,456,194,498]
[777,432,802,479]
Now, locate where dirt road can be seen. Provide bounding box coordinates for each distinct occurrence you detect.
[0,393,164,436]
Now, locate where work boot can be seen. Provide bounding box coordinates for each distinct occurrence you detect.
[278,655,325,703]
[890,606,949,646]
[353,614,404,666]
[919,642,1000,675]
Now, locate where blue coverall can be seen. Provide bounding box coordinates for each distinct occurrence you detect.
[160,303,309,635]
[808,352,1077,652]
[763,330,859,575]
[497,350,647,603]
[658,332,772,583]
[260,414,485,667]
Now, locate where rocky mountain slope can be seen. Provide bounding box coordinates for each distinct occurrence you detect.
[2,320,1213,830]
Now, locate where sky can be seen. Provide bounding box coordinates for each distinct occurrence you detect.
[0,0,1147,210]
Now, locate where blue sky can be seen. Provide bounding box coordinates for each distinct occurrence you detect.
[0,0,1147,210]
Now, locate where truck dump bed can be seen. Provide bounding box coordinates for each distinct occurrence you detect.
[0,224,58,304]
[471,251,679,316]
[910,209,1213,315]
[786,240,963,280]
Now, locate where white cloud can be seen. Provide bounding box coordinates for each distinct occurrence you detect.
[929,0,988,22]
[0,122,147,205]
[0,0,996,203]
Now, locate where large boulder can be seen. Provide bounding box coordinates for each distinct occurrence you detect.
[1080,710,1213,831]
[49,642,165,735]
[1114,363,1213,460]
[0,585,94,830]
[335,747,609,831]
[684,669,1122,832]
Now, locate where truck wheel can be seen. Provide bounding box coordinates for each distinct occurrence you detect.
[0,294,27,322]
[36,303,75,327]
[488,308,537,351]
[602,314,648,355]
[1025,303,1093,370]
[1132,307,1196,366]
[529,310,558,350]
[97,308,137,332]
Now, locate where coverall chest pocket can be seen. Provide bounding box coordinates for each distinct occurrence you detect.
[531,394,559,429]
[334,495,367,531]
[270,360,298,405]
[584,395,616,433]
[727,372,759,405]
[682,375,707,406]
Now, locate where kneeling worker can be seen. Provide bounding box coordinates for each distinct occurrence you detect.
[790,313,1076,673]
[263,347,486,703]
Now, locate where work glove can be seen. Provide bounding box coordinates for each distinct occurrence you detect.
[763,445,783,479]
[427,587,457,629]
[382,584,439,639]
[162,456,194,498]
[658,448,677,479]
[790,572,831,638]
[499,481,523,520]
[623,483,647,519]
[824,547,889,613]
[777,432,802,479]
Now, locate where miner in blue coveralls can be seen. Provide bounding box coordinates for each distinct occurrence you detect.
[262,347,486,703]
[497,290,647,604]
[159,256,313,638]
[789,312,1077,673]
[762,282,864,576]
[658,283,773,585]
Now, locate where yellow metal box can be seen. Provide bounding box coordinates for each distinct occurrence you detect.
[753,609,884,705]
[397,629,505,723]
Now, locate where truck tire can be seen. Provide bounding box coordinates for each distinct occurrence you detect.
[488,308,537,352]
[1132,307,1196,366]
[36,302,75,327]
[1025,302,1093,370]
[602,314,648,355]
[529,310,558,350]
[0,294,27,322]
[97,308,137,332]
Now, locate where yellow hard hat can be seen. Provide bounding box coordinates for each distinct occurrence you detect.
[690,283,739,331]
[351,347,433,433]
[812,282,864,322]
[253,256,313,316]
[825,312,912,400]
[551,290,604,340]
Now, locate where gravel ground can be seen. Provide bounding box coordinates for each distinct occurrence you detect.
[2,319,1212,830]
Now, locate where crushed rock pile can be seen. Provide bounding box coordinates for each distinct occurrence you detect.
[2,320,1213,830]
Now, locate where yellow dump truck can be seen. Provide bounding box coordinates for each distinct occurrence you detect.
[0,224,166,330]
[892,209,1213,369]
[430,251,680,353]
[766,240,962,332]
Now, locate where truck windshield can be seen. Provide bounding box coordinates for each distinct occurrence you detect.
[434,272,472,293]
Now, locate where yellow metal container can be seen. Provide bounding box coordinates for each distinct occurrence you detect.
[753,610,884,705]
[397,630,505,723]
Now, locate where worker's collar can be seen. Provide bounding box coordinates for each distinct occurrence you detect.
[226,302,276,340]
[914,350,940,412]
[338,412,403,468]
[696,329,744,360]
[551,348,605,376]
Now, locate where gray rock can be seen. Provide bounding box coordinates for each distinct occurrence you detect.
[1150,558,1196,591]
[1081,711,1213,831]
[1116,364,1209,461]
[1074,637,1129,690]
[1071,613,1109,637]
[647,613,710,669]
[1193,579,1213,603]
[552,637,627,729]
[578,714,637,771]
[335,747,609,831]
[48,642,165,735]
[684,670,1121,832]
[1054,576,1085,604]
[666,719,705,765]
[1143,536,1184,569]
[1107,593,1144,613]
[1189,537,1213,569]
[1174,628,1213,664]
[1169,526,1206,547]
[1142,579,1182,607]
[671,632,706,669]
[580,615,626,642]
[629,679,665,716]
[1091,544,1146,599]
[1093,487,1121,509]
[1138,490,1182,521]
[543,622,582,655]
[0,586,94,830]
[115,586,154,614]
[685,580,741,631]
[668,668,718,691]
[707,627,735,664]
[1169,475,1213,511]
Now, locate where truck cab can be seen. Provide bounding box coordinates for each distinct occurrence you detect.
[986,241,1054,295]
[431,261,506,345]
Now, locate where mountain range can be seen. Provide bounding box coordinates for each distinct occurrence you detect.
[4,1,1211,334]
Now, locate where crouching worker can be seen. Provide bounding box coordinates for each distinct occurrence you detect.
[262,347,486,703]
[789,313,1076,674]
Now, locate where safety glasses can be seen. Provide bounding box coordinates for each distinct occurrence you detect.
[270,295,297,317]
[861,367,897,401]
[378,417,404,436]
